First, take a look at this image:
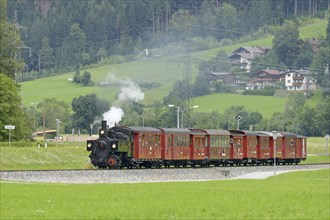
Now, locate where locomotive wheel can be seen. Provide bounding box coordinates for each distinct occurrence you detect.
[107,156,118,168]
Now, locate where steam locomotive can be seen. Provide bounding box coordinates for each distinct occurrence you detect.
[87,120,307,169]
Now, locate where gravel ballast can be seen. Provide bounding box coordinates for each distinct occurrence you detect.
[1,164,328,184]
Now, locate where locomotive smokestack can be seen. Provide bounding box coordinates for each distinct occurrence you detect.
[99,120,108,137]
[102,120,107,131]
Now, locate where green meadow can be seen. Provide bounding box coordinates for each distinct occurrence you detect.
[20,19,327,117]
[194,93,287,118]
[1,169,329,219]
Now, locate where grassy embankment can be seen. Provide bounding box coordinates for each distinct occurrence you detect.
[0,169,329,219]
[20,19,327,118]
[0,137,328,171]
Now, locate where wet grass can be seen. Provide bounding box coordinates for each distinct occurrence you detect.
[0,169,329,219]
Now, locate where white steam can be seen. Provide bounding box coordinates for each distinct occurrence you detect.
[118,79,144,102]
[102,74,144,126]
[103,106,124,127]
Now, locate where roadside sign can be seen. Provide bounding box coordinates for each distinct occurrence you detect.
[4,125,15,147]
[236,115,241,121]
[5,125,15,130]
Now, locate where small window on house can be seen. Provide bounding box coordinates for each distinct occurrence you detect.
[287,74,291,77]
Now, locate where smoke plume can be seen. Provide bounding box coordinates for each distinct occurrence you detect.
[103,106,124,127]
[102,73,144,126]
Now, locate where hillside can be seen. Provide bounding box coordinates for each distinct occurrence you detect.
[20,19,327,118]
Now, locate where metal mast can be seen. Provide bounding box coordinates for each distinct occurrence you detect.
[182,33,193,128]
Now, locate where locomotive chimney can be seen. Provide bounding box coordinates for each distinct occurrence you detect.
[99,120,108,137]
[102,120,107,131]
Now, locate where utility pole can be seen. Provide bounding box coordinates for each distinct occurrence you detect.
[43,100,46,141]
[182,28,193,128]
[13,10,31,83]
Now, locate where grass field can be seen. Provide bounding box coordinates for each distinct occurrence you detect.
[194,93,287,118]
[20,19,327,116]
[0,169,329,219]
[0,142,90,170]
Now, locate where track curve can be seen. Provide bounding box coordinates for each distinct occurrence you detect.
[1,164,328,184]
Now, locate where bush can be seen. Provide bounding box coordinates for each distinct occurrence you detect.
[243,89,275,96]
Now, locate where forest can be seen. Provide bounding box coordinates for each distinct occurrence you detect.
[4,0,330,76]
[0,0,329,140]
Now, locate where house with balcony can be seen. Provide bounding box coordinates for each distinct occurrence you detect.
[284,70,317,91]
[246,69,285,90]
[228,46,271,72]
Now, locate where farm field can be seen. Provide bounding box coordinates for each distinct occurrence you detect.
[0,169,329,219]
[20,19,327,117]
[194,93,287,118]
[0,137,328,171]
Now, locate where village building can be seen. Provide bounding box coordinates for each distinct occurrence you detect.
[283,70,317,91]
[246,69,285,90]
[227,46,271,72]
[209,71,238,85]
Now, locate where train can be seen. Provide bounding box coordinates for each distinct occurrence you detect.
[87,120,307,169]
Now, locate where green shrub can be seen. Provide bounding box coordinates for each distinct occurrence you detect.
[243,89,275,96]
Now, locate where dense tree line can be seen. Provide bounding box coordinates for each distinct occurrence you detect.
[6,0,329,77]
[1,0,329,141]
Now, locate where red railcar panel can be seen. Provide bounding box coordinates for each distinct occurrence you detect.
[230,135,244,160]
[209,130,230,160]
[230,130,258,161]
[257,135,271,160]
[245,135,257,159]
[296,135,307,160]
[160,128,190,161]
[195,129,230,160]
[189,130,207,160]
[124,127,161,160]
[280,132,297,159]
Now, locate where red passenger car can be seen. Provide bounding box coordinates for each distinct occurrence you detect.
[230,130,258,164]
[295,135,307,163]
[280,132,296,164]
[160,128,190,167]
[189,129,208,166]
[204,129,230,166]
[229,131,244,164]
[120,126,162,167]
[256,132,272,164]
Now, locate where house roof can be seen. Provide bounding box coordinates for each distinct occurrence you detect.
[210,71,232,76]
[233,46,264,54]
[259,69,281,75]
[262,69,280,75]
[228,53,254,60]
[283,69,310,75]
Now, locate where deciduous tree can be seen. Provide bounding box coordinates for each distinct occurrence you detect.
[0,73,32,140]
[71,94,109,132]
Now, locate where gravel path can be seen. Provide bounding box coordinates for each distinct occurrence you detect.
[1,164,328,184]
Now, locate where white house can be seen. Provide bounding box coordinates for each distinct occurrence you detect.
[227,53,254,72]
[284,70,317,91]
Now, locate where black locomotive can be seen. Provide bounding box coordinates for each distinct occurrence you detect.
[87,120,137,168]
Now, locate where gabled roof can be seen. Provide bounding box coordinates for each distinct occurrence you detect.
[283,69,310,75]
[260,69,280,75]
[233,46,264,54]
[257,69,284,76]
[228,53,254,60]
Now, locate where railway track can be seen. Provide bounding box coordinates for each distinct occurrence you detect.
[0,162,328,173]
[1,163,328,184]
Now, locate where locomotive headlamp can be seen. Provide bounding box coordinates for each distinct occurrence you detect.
[87,143,92,148]
[100,130,105,135]
[112,144,116,149]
